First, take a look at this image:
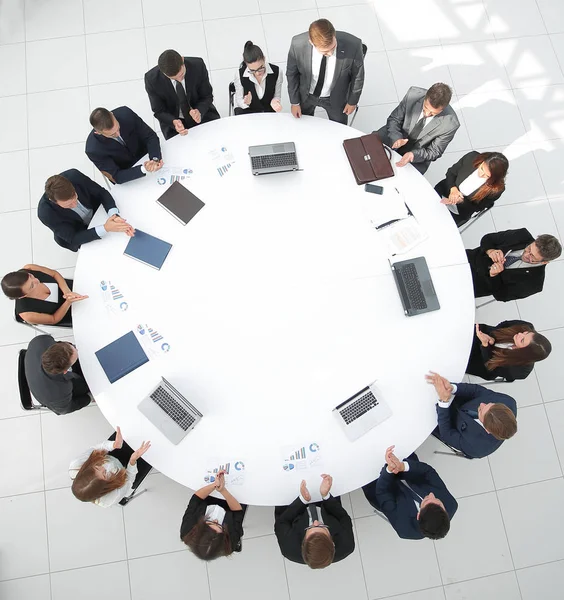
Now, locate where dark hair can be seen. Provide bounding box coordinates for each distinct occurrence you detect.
[301,530,335,569]
[182,517,232,561]
[45,175,75,202]
[425,83,452,109]
[41,342,75,375]
[158,49,184,77]
[71,449,127,502]
[242,40,264,66]
[535,234,562,261]
[90,107,114,131]
[486,323,551,370]
[483,404,517,440]
[1,269,29,299]
[418,503,450,539]
[309,19,336,48]
[471,152,509,202]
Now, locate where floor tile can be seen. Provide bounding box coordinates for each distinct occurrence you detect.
[144,21,208,70]
[0,95,28,153]
[0,575,50,600]
[480,376,544,410]
[501,478,564,568]
[517,559,564,600]
[31,210,78,270]
[349,486,377,519]
[442,98,475,153]
[0,0,25,45]
[382,591,446,600]
[202,0,259,20]
[0,210,32,276]
[259,0,316,12]
[262,9,319,65]
[141,0,202,28]
[349,102,399,136]
[491,199,559,240]
[388,46,453,97]
[0,43,26,97]
[545,399,564,464]
[514,85,564,143]
[129,551,210,600]
[25,0,84,41]
[460,205,496,249]
[434,492,513,584]
[444,571,520,600]
[552,33,564,72]
[210,67,239,118]
[358,51,398,106]
[316,0,372,6]
[485,0,547,39]
[535,326,564,402]
[45,486,127,571]
[0,296,35,346]
[536,0,564,34]
[84,0,143,34]
[0,150,30,213]
[242,504,275,538]
[438,0,496,45]
[533,139,564,198]
[50,562,130,600]
[0,492,49,581]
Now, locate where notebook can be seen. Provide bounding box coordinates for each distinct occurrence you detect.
[156,181,205,225]
[95,331,149,383]
[124,230,172,270]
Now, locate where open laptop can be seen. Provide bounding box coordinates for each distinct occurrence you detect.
[138,377,203,445]
[333,384,392,441]
[390,256,440,317]
[249,142,299,175]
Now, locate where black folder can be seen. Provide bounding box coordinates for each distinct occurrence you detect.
[156,181,205,225]
[95,331,149,384]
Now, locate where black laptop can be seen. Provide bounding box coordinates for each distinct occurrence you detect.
[390,256,440,316]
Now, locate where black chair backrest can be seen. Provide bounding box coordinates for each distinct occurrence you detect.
[17,350,34,410]
[362,43,367,57]
[14,306,24,324]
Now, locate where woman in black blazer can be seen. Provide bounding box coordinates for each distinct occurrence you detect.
[467,320,551,382]
[180,471,246,560]
[1,264,87,326]
[435,151,509,225]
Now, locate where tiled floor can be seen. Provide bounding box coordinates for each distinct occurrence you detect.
[0,0,563,598]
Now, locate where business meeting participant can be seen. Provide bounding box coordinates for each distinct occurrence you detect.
[435,151,509,225]
[181,471,247,560]
[362,446,457,540]
[426,372,517,459]
[38,169,134,252]
[287,18,364,125]
[466,229,562,301]
[233,41,282,115]
[2,264,87,326]
[375,83,460,174]
[145,49,220,140]
[85,106,163,184]
[469,321,551,382]
[70,427,151,507]
[25,336,91,415]
[274,474,355,569]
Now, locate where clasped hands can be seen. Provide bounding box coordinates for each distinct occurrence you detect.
[300,474,333,502]
[440,186,464,205]
[104,214,135,237]
[425,371,454,403]
[143,159,164,173]
[486,248,506,277]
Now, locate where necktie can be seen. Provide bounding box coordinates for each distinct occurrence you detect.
[175,80,190,118]
[400,480,423,503]
[398,116,427,155]
[308,504,319,524]
[312,55,327,98]
[504,254,522,268]
[463,408,479,419]
[115,135,126,146]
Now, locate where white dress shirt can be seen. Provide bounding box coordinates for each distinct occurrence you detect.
[458,169,484,197]
[233,62,283,109]
[205,504,226,524]
[309,44,337,98]
[44,283,59,303]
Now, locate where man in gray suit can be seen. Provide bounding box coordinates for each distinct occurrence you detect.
[287,19,364,125]
[25,335,91,415]
[376,83,460,174]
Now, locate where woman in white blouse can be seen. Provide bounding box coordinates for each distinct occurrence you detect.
[70,427,151,508]
[233,41,283,115]
[434,151,508,226]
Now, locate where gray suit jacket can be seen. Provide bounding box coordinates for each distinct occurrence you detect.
[286,31,364,109]
[379,86,460,165]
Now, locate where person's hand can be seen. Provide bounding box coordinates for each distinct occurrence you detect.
[475,324,495,347]
[189,108,201,124]
[215,470,226,492]
[173,119,188,136]
[143,159,163,173]
[425,371,454,403]
[270,99,282,112]
[343,103,356,116]
[396,152,414,168]
[113,426,124,450]
[129,440,151,465]
[243,91,252,106]
[104,214,132,233]
[384,445,404,474]
[392,138,408,150]
[300,479,311,502]
[489,262,505,277]
[291,104,302,119]
[486,249,505,264]
[319,474,333,497]
[448,186,464,204]
[65,293,88,304]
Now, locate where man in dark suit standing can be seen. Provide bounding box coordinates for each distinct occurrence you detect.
[145,49,220,140]
[376,83,460,174]
[25,336,91,415]
[466,229,562,301]
[362,446,457,540]
[426,372,518,459]
[37,169,134,252]
[286,19,364,125]
[274,474,355,569]
[85,106,163,184]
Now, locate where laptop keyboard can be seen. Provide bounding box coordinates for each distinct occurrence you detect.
[150,386,195,431]
[251,152,297,170]
[398,262,428,310]
[340,390,380,425]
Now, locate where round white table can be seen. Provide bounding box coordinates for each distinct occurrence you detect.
[73,113,474,505]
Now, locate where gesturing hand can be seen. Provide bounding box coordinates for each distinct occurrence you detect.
[270,99,282,113]
[396,152,414,168]
[475,324,495,347]
[129,441,151,465]
[391,138,408,150]
[291,104,302,119]
[243,92,252,106]
[343,103,356,116]
[300,479,311,502]
[113,426,124,450]
[319,474,333,497]
[189,108,201,124]
[173,119,188,136]
[425,371,454,402]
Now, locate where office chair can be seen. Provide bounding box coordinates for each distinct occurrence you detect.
[475,298,496,309]
[349,43,368,128]
[458,205,492,234]
[431,431,472,459]
[14,307,72,336]
[99,170,116,191]
[228,81,236,116]
[17,350,48,411]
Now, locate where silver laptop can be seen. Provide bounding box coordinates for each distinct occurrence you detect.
[249,142,299,175]
[138,377,203,445]
[333,384,392,441]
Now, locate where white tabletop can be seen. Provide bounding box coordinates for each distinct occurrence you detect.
[73,113,475,505]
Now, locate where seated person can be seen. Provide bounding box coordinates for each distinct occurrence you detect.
[25,336,91,415]
[69,427,151,508]
[37,169,134,252]
[426,372,517,458]
[233,41,282,115]
[2,264,87,326]
[145,49,220,140]
[375,83,460,174]
[435,151,508,225]
[181,471,246,560]
[274,474,354,569]
[469,321,551,382]
[85,106,163,184]
[466,229,562,301]
[362,445,457,540]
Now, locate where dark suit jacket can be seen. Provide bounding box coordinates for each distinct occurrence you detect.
[85,106,162,184]
[286,31,365,110]
[362,457,458,540]
[466,228,545,301]
[24,335,90,415]
[435,151,504,225]
[144,57,220,140]
[274,495,355,564]
[37,169,117,252]
[436,383,517,458]
[467,320,535,382]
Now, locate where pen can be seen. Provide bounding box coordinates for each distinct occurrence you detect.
[376,218,401,230]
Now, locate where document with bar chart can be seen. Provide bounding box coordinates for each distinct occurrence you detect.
[281,442,323,472]
[99,280,129,314]
[203,459,246,486]
[135,322,171,357]
[208,146,236,178]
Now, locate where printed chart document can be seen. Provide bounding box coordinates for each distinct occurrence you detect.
[379,216,428,256]
[280,442,323,472]
[208,146,236,177]
[156,167,193,186]
[203,459,246,486]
